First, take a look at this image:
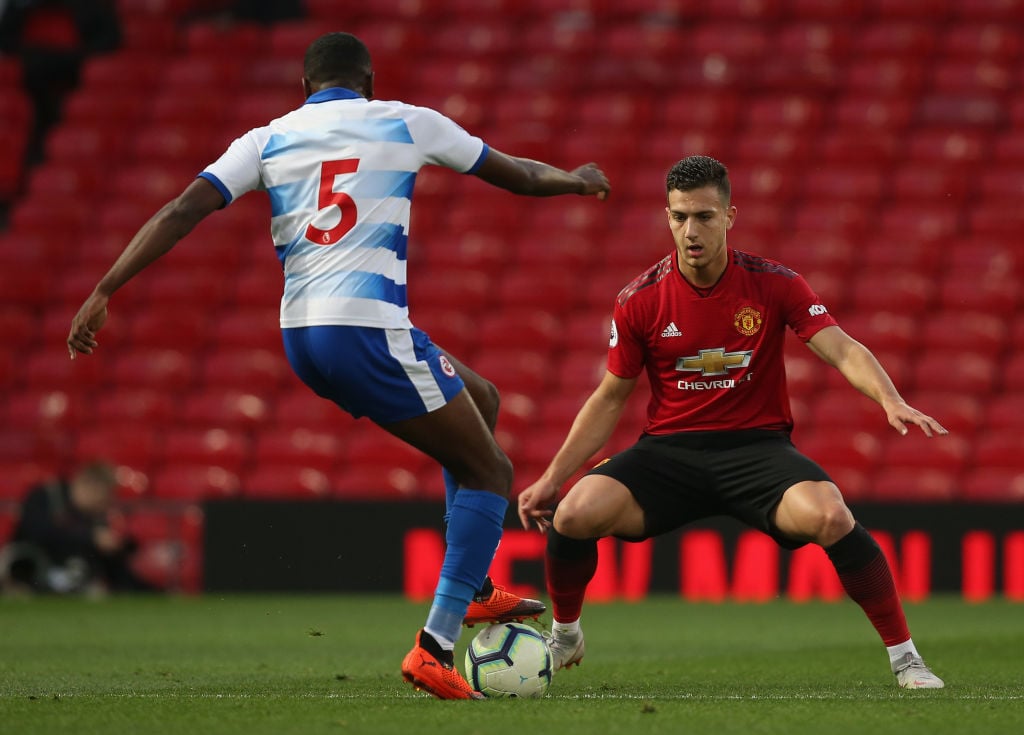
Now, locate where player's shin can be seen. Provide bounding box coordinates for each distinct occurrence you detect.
[545,529,599,624]
[825,522,911,647]
[425,488,507,648]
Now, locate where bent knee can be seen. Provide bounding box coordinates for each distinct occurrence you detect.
[553,481,643,539]
[453,450,513,497]
[812,501,855,546]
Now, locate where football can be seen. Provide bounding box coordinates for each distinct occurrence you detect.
[464,622,553,698]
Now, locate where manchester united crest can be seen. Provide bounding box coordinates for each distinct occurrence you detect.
[734,306,763,336]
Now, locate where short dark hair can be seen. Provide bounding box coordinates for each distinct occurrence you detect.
[666,155,731,203]
[303,32,372,86]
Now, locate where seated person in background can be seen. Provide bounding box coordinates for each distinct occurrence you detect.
[2,461,156,594]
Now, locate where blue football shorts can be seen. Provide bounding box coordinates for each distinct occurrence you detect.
[281,325,465,424]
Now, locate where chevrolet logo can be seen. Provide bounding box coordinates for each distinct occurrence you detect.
[676,349,752,376]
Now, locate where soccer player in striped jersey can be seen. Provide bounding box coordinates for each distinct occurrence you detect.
[67,32,609,700]
[517,155,945,690]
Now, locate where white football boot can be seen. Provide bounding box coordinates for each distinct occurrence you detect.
[546,627,585,671]
[892,652,945,689]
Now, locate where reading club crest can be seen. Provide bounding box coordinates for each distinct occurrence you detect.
[734,306,762,336]
[439,355,456,377]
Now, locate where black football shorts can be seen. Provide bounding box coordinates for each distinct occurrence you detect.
[585,429,832,548]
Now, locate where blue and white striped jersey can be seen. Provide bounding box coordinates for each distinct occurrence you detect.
[199,87,488,329]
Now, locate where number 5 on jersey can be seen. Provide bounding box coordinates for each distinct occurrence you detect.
[306,159,359,246]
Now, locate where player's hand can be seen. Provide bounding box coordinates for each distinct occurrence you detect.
[883,398,949,437]
[517,478,559,533]
[68,291,109,359]
[573,163,610,200]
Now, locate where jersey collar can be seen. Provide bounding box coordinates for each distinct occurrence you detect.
[304,87,365,104]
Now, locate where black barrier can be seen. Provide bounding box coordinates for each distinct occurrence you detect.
[202,500,1024,599]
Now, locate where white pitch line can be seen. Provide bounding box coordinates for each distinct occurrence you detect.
[9,692,1023,701]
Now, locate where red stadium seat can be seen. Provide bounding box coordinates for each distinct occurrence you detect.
[991,131,1024,164]
[462,349,552,396]
[825,466,873,503]
[142,268,230,309]
[784,348,824,396]
[149,464,241,501]
[179,390,270,429]
[972,435,1024,470]
[407,267,492,311]
[905,129,990,169]
[700,0,784,21]
[412,309,476,358]
[838,311,917,353]
[878,433,971,476]
[0,461,55,502]
[949,0,1024,21]
[199,348,293,393]
[474,310,561,352]
[560,310,612,353]
[902,392,982,436]
[800,167,883,206]
[856,22,940,56]
[891,165,971,204]
[552,350,608,393]
[125,307,211,351]
[230,269,283,310]
[93,388,177,425]
[929,59,1015,95]
[844,59,927,97]
[21,346,107,392]
[983,393,1024,431]
[332,464,423,501]
[856,238,942,276]
[494,271,580,312]
[73,426,161,470]
[961,469,1024,502]
[871,468,959,502]
[241,464,332,499]
[910,352,998,395]
[848,272,935,313]
[251,427,343,473]
[341,430,432,473]
[920,310,1007,351]
[815,129,901,167]
[111,348,196,391]
[5,389,84,434]
[205,308,282,351]
[798,427,882,476]
[806,390,887,432]
[159,427,251,474]
[272,389,351,432]
[0,305,38,350]
[733,131,814,165]
[831,95,914,133]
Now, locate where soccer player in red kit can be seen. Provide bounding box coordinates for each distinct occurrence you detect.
[517,156,946,689]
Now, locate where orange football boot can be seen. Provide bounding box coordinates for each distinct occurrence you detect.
[401,629,484,700]
[463,577,546,627]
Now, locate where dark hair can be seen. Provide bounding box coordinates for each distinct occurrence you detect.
[303,32,372,86]
[666,155,731,203]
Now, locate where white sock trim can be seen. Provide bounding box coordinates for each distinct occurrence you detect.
[552,619,581,636]
[886,638,919,665]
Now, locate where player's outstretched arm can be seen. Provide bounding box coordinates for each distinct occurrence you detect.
[68,178,225,358]
[472,148,610,199]
[518,371,636,531]
[806,326,949,437]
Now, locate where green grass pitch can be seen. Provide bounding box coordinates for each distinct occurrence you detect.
[1,595,1021,735]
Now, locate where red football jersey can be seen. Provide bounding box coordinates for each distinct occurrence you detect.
[608,247,838,434]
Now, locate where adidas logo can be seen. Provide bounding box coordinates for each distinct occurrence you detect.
[661,322,683,338]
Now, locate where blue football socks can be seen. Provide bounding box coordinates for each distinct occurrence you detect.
[424,488,508,649]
